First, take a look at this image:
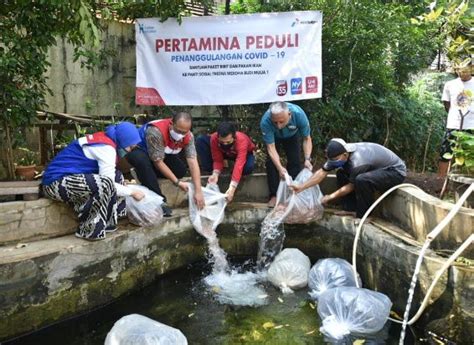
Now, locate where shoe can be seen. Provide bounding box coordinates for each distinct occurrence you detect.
[75,231,105,241]
[105,225,117,233]
[267,196,277,208]
[161,203,173,217]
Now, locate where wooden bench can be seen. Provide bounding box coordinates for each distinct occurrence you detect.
[0,181,41,201]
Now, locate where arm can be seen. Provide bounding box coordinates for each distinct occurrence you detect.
[226,139,247,202]
[321,183,355,205]
[443,101,450,113]
[267,143,286,176]
[185,137,204,208]
[187,156,205,208]
[302,135,313,169]
[84,145,143,200]
[146,127,184,188]
[209,135,224,184]
[290,168,328,193]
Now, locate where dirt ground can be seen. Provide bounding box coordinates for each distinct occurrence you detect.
[404,171,445,198]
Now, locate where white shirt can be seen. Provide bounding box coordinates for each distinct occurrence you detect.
[82,144,133,197]
[442,77,474,129]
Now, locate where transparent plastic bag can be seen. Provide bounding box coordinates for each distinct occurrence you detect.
[308,258,360,300]
[104,314,188,345]
[267,248,311,294]
[317,287,392,340]
[188,183,227,239]
[126,185,164,227]
[275,168,324,224]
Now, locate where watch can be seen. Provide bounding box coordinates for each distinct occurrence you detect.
[174,178,180,186]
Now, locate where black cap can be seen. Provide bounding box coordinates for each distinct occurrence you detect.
[326,138,355,159]
[326,140,346,159]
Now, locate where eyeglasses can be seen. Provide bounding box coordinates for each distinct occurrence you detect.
[172,125,188,135]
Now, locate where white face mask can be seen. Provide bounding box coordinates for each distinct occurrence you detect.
[170,129,185,141]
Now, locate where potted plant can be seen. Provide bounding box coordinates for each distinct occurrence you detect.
[15,147,38,181]
[443,131,474,208]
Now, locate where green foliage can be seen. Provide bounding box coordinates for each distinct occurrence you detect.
[223,0,447,171]
[16,147,38,166]
[443,131,474,174]
[412,0,473,65]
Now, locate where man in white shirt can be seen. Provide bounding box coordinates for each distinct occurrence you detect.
[439,63,473,176]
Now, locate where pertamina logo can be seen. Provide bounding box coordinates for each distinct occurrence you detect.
[305,76,318,93]
[291,78,303,95]
[276,80,287,96]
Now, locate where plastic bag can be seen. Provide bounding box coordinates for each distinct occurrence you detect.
[188,183,227,239]
[126,185,164,227]
[308,258,360,300]
[267,248,311,294]
[104,314,188,345]
[275,168,324,224]
[317,287,392,340]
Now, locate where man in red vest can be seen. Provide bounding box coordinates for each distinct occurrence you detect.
[196,122,256,203]
[126,112,204,216]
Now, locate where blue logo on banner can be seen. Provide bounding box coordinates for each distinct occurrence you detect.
[291,78,303,94]
[138,23,156,34]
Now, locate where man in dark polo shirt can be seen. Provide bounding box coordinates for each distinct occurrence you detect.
[291,138,406,218]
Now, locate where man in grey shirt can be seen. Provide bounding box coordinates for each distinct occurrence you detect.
[126,112,204,216]
[291,138,406,218]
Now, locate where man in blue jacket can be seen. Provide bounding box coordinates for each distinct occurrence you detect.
[260,101,313,207]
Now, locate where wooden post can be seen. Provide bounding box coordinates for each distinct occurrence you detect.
[39,126,48,165]
[3,121,15,180]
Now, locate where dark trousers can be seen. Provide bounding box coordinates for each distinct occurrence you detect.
[336,167,405,218]
[266,134,302,197]
[196,134,255,175]
[126,147,187,203]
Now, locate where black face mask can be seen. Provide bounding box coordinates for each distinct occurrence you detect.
[219,142,234,150]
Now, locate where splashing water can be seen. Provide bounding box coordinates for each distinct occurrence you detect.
[201,221,269,306]
[204,270,268,307]
[256,205,290,270]
[399,241,431,344]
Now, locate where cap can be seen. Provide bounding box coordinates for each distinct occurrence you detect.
[326,138,356,159]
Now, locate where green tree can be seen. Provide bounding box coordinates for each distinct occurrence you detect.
[0,0,209,179]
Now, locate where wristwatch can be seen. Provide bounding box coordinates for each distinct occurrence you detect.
[173,178,180,186]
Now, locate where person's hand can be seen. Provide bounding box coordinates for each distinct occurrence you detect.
[208,173,219,185]
[194,190,205,209]
[304,159,313,171]
[321,195,332,206]
[225,185,236,203]
[131,190,145,201]
[177,181,189,192]
[278,167,288,179]
[289,183,304,194]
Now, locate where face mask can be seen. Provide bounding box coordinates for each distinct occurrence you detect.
[118,148,128,158]
[327,159,346,169]
[170,129,185,141]
[219,142,234,150]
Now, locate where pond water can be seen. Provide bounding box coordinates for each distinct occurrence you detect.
[5,260,416,345]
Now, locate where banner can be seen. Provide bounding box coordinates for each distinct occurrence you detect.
[136,11,322,106]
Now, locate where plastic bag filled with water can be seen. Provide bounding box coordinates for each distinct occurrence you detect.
[317,287,392,340]
[126,185,164,227]
[276,168,324,224]
[267,248,311,294]
[104,314,188,345]
[188,183,227,238]
[308,258,360,300]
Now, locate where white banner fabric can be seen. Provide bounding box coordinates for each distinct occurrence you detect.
[136,11,322,106]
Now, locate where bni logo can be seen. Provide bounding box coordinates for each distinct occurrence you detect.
[291,78,303,94]
[305,76,318,93]
[276,80,287,96]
